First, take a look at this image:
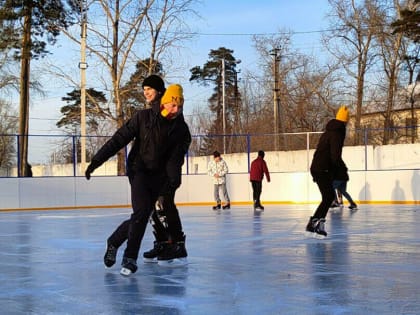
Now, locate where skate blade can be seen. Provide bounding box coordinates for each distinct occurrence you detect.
[157,258,188,267]
[143,257,158,263]
[120,267,133,276]
[304,231,327,239]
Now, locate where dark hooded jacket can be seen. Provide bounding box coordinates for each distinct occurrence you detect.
[310,119,346,180]
[334,161,349,182]
[90,99,191,196]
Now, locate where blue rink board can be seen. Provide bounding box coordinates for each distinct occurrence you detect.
[0,204,419,315]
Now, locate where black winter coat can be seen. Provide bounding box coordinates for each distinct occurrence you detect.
[91,104,191,196]
[334,161,349,182]
[310,119,346,180]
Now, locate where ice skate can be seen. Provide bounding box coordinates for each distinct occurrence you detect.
[104,242,117,268]
[120,257,138,276]
[212,203,221,210]
[330,200,340,208]
[255,201,264,210]
[349,203,358,210]
[222,203,231,210]
[158,236,188,267]
[143,241,168,263]
[314,218,327,237]
[305,217,327,239]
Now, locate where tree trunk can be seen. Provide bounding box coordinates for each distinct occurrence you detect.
[18,11,32,177]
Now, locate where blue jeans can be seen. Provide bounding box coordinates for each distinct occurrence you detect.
[214,183,230,204]
[332,180,356,205]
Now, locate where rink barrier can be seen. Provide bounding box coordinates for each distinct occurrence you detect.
[0,169,419,211]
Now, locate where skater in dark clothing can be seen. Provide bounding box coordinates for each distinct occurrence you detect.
[332,160,357,210]
[306,105,349,237]
[85,81,191,275]
[250,150,270,210]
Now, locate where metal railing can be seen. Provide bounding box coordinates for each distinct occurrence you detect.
[1,126,419,177]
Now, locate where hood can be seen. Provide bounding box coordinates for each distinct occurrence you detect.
[325,119,346,132]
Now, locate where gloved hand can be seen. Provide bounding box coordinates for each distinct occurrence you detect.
[85,163,97,180]
[155,196,165,211]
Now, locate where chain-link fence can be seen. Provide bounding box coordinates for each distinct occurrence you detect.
[1,126,419,177]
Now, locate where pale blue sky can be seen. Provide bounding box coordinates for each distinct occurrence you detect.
[178,0,330,112]
[23,0,331,135]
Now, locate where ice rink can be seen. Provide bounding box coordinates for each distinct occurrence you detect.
[1,204,419,315]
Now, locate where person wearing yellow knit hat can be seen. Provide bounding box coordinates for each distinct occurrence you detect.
[306,105,350,238]
[85,80,191,274]
[160,84,184,119]
[335,105,349,123]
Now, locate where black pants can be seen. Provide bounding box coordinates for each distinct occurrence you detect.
[108,171,184,260]
[311,170,335,219]
[251,180,262,203]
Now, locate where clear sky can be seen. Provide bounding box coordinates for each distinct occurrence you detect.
[177,0,330,114]
[16,0,331,136]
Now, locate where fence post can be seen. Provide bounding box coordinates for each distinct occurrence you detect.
[364,127,368,171]
[306,132,310,172]
[185,150,189,175]
[247,134,251,173]
[72,136,77,177]
[16,135,21,177]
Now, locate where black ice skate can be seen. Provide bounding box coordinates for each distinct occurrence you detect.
[255,201,264,210]
[120,257,138,276]
[330,200,340,208]
[222,203,231,210]
[305,217,327,238]
[212,203,221,210]
[349,203,358,210]
[314,218,327,237]
[104,242,118,268]
[143,241,168,263]
[158,237,188,266]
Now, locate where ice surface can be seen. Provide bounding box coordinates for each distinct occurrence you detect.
[0,205,419,314]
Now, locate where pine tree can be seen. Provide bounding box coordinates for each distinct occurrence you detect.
[0,0,78,176]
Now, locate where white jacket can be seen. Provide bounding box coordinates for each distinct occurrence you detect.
[207,158,229,185]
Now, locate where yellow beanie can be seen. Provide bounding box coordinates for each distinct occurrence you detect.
[161,84,184,106]
[336,105,349,123]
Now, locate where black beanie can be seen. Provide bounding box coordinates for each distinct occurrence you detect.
[142,75,165,92]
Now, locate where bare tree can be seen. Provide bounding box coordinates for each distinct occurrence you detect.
[375,0,408,144]
[324,0,379,144]
[0,100,18,171]
[62,0,199,175]
[0,52,19,93]
[251,32,341,149]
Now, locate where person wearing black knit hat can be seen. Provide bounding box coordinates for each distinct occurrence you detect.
[85,77,191,275]
[142,74,165,94]
[142,74,166,110]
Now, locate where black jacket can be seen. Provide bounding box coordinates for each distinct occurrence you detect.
[310,119,346,180]
[91,103,191,196]
[334,161,349,182]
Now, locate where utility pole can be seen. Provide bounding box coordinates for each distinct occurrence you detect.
[79,0,88,173]
[270,48,281,151]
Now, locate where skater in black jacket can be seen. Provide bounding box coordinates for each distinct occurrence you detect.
[85,81,191,275]
[306,105,349,237]
[332,160,357,210]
